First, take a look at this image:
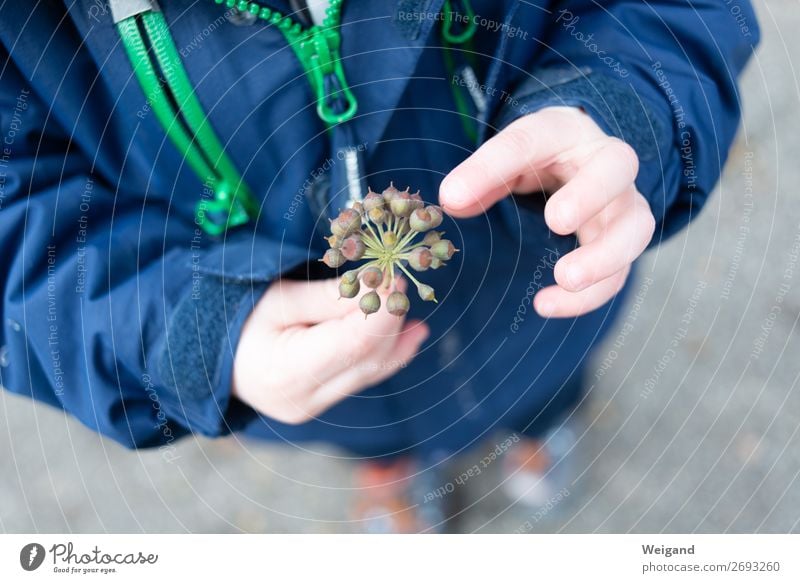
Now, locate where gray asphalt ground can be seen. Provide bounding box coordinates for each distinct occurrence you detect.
[1,0,798,534]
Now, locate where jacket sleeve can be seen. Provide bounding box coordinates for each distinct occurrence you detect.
[492,0,759,242]
[0,55,307,449]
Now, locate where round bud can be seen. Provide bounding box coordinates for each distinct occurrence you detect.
[351,201,364,216]
[387,291,410,317]
[422,231,442,246]
[361,266,384,289]
[326,234,342,249]
[417,283,436,302]
[321,248,346,268]
[426,205,444,229]
[359,291,381,317]
[330,219,348,238]
[340,235,366,261]
[339,277,360,299]
[342,270,359,284]
[409,208,434,232]
[368,207,387,225]
[408,247,433,271]
[390,191,413,218]
[410,191,424,211]
[382,230,398,248]
[333,208,362,236]
[382,182,401,202]
[363,189,385,212]
[430,240,457,260]
[430,257,443,270]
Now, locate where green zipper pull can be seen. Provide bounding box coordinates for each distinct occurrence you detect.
[442,0,477,45]
[297,25,358,125]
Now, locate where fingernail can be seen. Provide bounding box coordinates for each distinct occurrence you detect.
[440,176,471,209]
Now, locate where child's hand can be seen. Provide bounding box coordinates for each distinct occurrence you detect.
[232,278,429,424]
[440,106,655,318]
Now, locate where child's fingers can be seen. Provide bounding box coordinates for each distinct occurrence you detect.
[306,320,430,416]
[534,267,631,319]
[553,193,654,292]
[439,110,584,217]
[287,281,411,387]
[543,138,640,236]
[262,277,362,327]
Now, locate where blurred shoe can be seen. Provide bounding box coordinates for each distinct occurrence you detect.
[500,421,579,512]
[351,457,449,533]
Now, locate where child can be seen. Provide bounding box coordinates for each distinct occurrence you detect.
[0,0,758,531]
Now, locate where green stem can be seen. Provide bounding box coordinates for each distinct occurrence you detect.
[397,262,424,289]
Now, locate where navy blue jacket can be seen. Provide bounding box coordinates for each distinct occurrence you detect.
[0,1,757,457]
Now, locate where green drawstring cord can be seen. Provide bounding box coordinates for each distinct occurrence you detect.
[442,0,477,45]
[441,0,479,144]
[118,13,258,236]
[116,0,476,235]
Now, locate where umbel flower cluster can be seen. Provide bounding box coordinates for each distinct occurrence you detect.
[321,184,459,317]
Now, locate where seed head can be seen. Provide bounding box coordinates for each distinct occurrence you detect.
[416,283,436,302]
[321,248,346,268]
[382,183,401,202]
[331,208,362,237]
[364,189,385,212]
[339,277,360,299]
[382,230,398,248]
[361,266,384,289]
[342,270,359,284]
[387,291,410,317]
[359,291,381,316]
[324,184,457,316]
[426,205,444,229]
[422,230,442,246]
[409,208,434,232]
[407,247,433,271]
[340,235,366,261]
[430,240,457,260]
[368,207,387,224]
[390,190,414,218]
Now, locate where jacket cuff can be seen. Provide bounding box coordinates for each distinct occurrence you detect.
[154,276,268,437]
[490,67,673,223]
